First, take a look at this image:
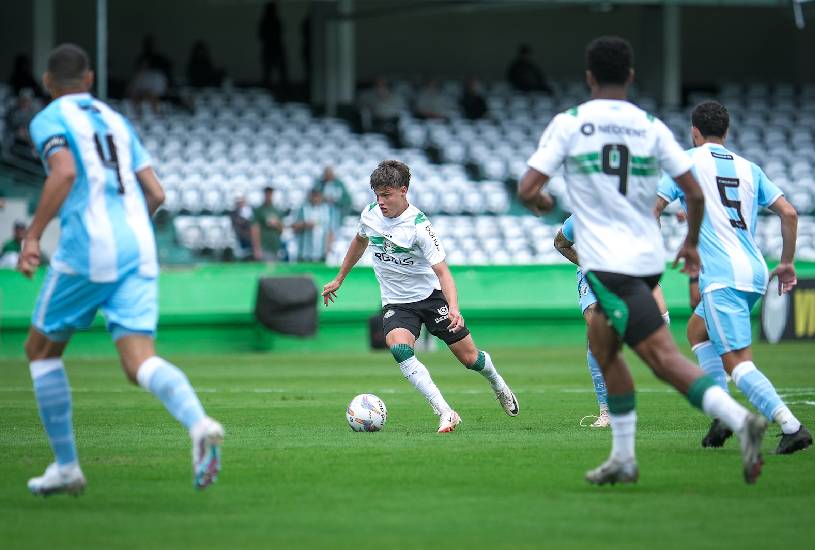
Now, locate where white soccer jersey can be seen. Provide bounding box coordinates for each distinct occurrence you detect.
[358,203,445,305]
[527,100,693,276]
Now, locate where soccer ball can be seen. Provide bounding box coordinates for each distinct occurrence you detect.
[346,394,387,432]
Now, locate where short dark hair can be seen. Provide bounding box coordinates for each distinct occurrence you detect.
[370,160,410,190]
[47,44,90,87]
[691,100,730,138]
[586,36,633,86]
[263,186,274,193]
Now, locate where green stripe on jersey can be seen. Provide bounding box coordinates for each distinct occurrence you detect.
[569,152,600,163]
[631,167,660,176]
[414,212,428,225]
[567,106,579,117]
[369,236,414,253]
[367,202,377,211]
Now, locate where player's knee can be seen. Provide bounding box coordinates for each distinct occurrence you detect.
[390,344,414,364]
[23,336,41,361]
[461,349,480,368]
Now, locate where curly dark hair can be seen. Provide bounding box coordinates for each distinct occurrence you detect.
[691,101,730,138]
[47,44,90,87]
[585,36,633,86]
[370,160,411,190]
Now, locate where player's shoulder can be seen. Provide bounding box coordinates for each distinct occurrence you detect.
[409,205,430,226]
[30,98,64,127]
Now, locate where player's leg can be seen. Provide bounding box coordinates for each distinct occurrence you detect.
[703,289,812,454]
[652,284,670,325]
[25,269,100,496]
[582,305,609,427]
[385,324,458,432]
[384,302,457,430]
[584,302,638,484]
[105,273,223,489]
[447,334,519,417]
[687,307,733,448]
[589,271,767,484]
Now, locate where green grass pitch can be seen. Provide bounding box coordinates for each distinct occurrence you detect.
[1,342,813,549]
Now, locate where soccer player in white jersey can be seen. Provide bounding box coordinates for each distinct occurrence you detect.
[655,100,812,454]
[554,214,671,428]
[518,36,767,485]
[322,160,519,433]
[17,44,223,495]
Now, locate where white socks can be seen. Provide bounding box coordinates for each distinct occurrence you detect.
[478,352,506,390]
[609,411,637,463]
[701,386,748,434]
[398,355,452,416]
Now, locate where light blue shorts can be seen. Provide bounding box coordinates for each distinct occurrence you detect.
[577,268,598,313]
[694,287,761,355]
[31,267,158,342]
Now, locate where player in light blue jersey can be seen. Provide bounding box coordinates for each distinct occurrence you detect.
[656,101,811,455]
[555,214,671,428]
[17,44,224,495]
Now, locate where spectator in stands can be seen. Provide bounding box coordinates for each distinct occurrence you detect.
[259,1,289,91]
[5,88,38,147]
[128,59,167,115]
[357,77,405,141]
[507,44,552,93]
[313,166,352,233]
[230,195,255,258]
[292,188,333,263]
[251,186,284,262]
[135,35,174,86]
[0,221,26,268]
[187,41,225,88]
[460,78,488,120]
[414,79,454,120]
[8,54,45,98]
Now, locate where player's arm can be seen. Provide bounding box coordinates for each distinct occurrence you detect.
[670,171,704,276]
[18,149,76,278]
[553,229,578,265]
[431,261,464,333]
[653,196,670,219]
[135,167,166,216]
[322,234,368,306]
[518,169,555,216]
[768,196,798,294]
[250,222,262,261]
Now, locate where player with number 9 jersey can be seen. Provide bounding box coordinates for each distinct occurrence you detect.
[527,101,692,277]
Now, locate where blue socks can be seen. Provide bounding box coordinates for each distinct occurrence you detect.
[731,361,785,422]
[692,341,729,393]
[137,357,206,431]
[587,350,608,409]
[30,359,77,466]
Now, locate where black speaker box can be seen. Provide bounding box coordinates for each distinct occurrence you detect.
[254,276,318,336]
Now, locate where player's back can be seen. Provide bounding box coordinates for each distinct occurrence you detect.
[29,93,157,283]
[684,143,781,293]
[531,100,691,276]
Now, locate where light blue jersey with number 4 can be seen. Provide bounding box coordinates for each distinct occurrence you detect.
[29,92,157,283]
[656,143,783,295]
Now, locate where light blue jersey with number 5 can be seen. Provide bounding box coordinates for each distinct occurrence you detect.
[656,143,783,296]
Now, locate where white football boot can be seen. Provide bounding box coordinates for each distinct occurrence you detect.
[585,457,639,486]
[191,417,224,489]
[437,410,462,433]
[495,385,520,417]
[28,462,86,496]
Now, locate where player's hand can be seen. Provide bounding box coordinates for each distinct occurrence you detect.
[673,240,700,277]
[527,192,555,216]
[322,279,341,306]
[769,262,797,295]
[447,307,464,333]
[17,238,41,279]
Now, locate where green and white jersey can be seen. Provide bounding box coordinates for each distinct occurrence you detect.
[527,99,693,276]
[358,203,445,305]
